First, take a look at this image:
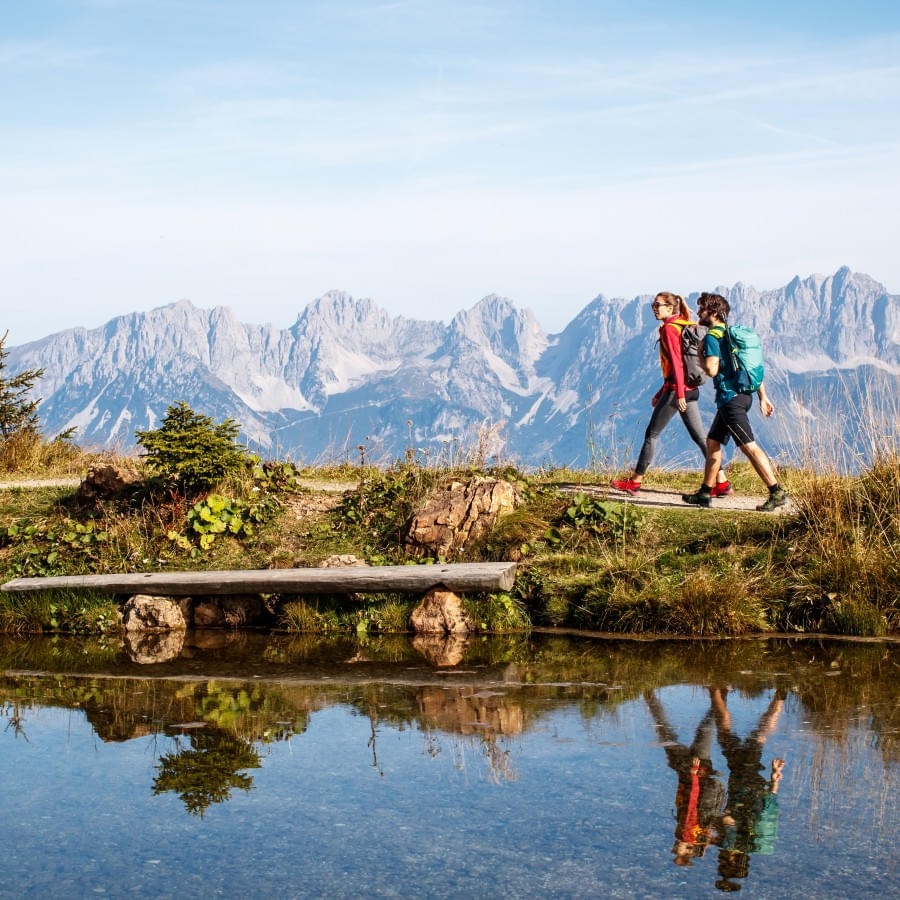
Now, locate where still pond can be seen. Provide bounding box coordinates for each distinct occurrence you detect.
[1,632,897,898]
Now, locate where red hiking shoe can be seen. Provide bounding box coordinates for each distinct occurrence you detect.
[611,478,642,495]
[711,481,734,497]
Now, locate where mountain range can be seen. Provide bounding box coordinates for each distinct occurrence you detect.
[8,267,899,469]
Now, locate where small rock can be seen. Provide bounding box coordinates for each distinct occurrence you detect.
[77,462,141,502]
[193,596,268,628]
[121,595,186,632]
[318,554,369,602]
[410,588,474,634]
[176,597,194,627]
[193,599,225,628]
[319,554,368,567]
[222,596,266,627]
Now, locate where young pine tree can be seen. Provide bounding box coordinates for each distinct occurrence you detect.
[136,401,249,494]
[0,330,45,438]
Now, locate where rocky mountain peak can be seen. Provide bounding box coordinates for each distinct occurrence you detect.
[7,267,896,463]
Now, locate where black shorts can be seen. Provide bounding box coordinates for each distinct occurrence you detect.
[708,393,754,447]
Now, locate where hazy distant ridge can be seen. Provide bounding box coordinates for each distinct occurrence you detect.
[10,267,899,466]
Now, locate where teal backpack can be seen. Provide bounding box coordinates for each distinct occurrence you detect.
[709,324,765,392]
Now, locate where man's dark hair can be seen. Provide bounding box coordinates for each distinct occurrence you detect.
[698,292,730,321]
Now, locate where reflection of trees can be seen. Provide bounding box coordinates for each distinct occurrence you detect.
[2,700,28,741]
[2,635,898,775]
[153,731,261,817]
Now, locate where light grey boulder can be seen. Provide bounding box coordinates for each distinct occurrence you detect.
[410,588,474,634]
[121,594,186,631]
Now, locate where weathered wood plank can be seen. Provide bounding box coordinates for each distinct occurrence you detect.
[0,562,517,596]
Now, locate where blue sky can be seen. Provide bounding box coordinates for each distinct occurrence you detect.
[2,1,899,342]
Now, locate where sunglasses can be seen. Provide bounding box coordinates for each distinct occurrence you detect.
[651,302,671,309]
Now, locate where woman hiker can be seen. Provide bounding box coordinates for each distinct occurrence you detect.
[611,292,731,496]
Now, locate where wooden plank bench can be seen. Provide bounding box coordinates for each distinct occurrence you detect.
[0,562,517,596]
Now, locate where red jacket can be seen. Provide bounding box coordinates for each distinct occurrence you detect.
[654,315,690,401]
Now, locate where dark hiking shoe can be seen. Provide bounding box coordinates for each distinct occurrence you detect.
[682,490,712,508]
[756,487,788,512]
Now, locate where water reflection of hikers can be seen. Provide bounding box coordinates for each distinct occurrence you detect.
[611,292,730,497]
[644,691,727,867]
[710,687,786,892]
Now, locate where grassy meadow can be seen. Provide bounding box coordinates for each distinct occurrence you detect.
[1,430,897,637]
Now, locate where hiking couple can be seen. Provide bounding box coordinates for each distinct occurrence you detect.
[612,291,788,512]
[646,687,787,889]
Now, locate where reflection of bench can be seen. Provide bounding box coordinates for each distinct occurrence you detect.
[0,562,517,596]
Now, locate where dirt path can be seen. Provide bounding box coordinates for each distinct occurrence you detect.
[1,476,792,514]
[0,477,356,492]
[0,477,81,490]
[554,483,795,514]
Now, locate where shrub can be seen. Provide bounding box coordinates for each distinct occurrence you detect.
[337,466,437,548]
[467,592,531,632]
[136,402,249,495]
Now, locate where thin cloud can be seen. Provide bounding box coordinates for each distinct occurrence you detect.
[0,39,100,69]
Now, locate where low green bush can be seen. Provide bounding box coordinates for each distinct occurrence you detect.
[136,402,250,495]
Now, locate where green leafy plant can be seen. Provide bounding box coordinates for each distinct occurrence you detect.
[252,461,306,494]
[168,493,275,553]
[136,401,250,495]
[562,492,646,538]
[1,517,109,577]
[338,467,434,547]
[475,592,531,632]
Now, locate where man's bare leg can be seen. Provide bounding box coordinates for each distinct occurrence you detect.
[738,441,778,488]
[703,439,723,489]
[749,693,785,746]
[710,687,732,733]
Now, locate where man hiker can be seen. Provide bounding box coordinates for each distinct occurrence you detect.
[710,686,787,892]
[682,292,788,512]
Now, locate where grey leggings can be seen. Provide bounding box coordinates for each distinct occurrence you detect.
[634,388,707,476]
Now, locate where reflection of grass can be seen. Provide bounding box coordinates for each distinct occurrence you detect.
[0,633,122,671]
[2,637,897,769]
